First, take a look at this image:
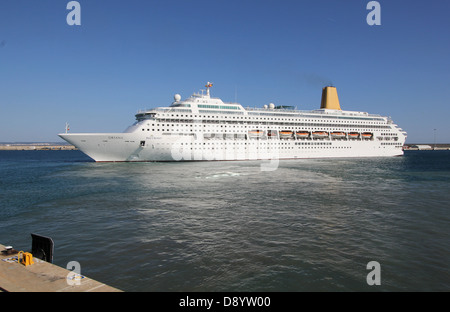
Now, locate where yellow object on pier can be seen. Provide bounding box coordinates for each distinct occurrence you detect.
[18,251,34,266]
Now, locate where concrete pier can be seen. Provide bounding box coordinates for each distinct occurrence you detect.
[0,144,77,151]
[0,244,121,292]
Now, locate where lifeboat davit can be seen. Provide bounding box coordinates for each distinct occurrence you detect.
[267,130,278,138]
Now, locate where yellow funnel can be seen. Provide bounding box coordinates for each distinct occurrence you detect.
[320,86,341,110]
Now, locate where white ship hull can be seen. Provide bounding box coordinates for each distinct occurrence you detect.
[59,132,404,162]
[59,84,406,162]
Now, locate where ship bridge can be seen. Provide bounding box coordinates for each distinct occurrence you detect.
[170,82,245,113]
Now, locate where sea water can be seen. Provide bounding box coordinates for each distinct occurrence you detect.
[0,150,449,291]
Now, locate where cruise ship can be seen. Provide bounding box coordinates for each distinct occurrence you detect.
[59,83,407,162]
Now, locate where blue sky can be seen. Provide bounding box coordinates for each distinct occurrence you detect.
[0,0,449,143]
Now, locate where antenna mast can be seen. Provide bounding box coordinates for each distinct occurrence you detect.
[205,82,213,97]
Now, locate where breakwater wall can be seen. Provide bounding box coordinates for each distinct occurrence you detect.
[0,144,77,151]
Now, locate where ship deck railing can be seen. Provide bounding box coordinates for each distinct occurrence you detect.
[136,107,385,120]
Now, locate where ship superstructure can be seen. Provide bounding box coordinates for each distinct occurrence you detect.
[59,83,407,162]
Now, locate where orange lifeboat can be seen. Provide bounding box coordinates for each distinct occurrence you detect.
[361,132,373,139]
[348,132,360,139]
[248,130,264,138]
[312,131,329,138]
[279,130,293,139]
[331,132,346,139]
[295,131,310,139]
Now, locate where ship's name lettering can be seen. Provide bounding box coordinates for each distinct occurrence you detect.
[108,136,123,140]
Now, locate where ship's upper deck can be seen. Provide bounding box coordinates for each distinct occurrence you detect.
[136,83,387,122]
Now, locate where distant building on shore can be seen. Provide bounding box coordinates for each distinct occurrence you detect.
[412,145,433,150]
